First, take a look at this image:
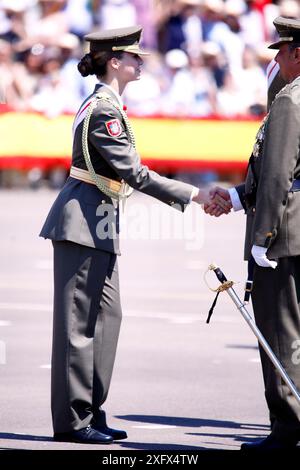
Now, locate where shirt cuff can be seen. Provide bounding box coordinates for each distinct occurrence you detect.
[189,186,199,204]
[228,187,243,211]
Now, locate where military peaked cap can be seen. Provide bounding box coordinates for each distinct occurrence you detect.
[84,26,149,56]
[269,16,300,49]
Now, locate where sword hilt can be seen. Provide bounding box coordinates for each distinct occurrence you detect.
[208,263,228,284]
[205,265,233,324]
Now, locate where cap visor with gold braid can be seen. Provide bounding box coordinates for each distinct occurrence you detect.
[85,25,150,56]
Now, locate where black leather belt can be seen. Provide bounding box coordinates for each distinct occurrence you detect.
[289,179,300,192]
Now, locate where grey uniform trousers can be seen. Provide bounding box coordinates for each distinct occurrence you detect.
[252,256,300,438]
[51,241,122,433]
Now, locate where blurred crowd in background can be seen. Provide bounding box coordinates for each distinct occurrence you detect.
[0,0,298,119]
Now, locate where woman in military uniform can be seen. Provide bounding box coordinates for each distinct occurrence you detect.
[40,25,229,444]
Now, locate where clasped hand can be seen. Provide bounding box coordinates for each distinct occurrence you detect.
[202,186,232,217]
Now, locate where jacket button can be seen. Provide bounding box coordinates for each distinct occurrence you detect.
[252,207,256,213]
[101,200,106,204]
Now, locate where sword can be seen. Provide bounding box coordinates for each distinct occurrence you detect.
[206,263,300,406]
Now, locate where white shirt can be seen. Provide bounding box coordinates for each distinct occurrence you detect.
[228,187,243,211]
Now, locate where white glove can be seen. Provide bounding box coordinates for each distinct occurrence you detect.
[251,245,278,269]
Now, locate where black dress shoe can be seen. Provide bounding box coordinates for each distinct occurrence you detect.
[92,410,127,440]
[92,423,127,441]
[241,434,299,451]
[53,425,113,444]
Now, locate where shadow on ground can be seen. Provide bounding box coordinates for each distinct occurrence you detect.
[0,433,52,442]
[116,414,269,432]
[118,441,207,450]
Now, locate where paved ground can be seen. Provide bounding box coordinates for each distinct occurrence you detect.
[0,188,271,451]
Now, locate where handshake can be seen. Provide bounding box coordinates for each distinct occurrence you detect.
[192,186,232,217]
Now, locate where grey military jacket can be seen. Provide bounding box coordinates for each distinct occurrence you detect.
[236,76,300,261]
[40,84,195,254]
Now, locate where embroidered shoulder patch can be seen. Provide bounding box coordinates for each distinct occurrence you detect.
[105,119,122,137]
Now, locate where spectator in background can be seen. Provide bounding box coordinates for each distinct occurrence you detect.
[239,0,265,47]
[180,0,203,57]
[0,38,26,109]
[187,51,218,115]
[15,0,68,51]
[13,43,45,109]
[132,0,157,49]
[158,0,202,54]
[238,45,267,114]
[201,40,227,88]
[217,69,247,116]
[95,0,137,29]
[30,46,77,116]
[0,0,275,117]
[264,0,300,41]
[162,48,217,116]
[57,33,96,103]
[201,0,227,42]
[217,44,267,116]
[64,0,93,39]
[0,0,29,44]
[263,0,280,38]
[277,0,300,21]
[201,0,244,73]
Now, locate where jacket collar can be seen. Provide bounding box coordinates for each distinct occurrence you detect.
[94,83,124,109]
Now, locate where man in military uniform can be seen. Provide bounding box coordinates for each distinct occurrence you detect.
[40,26,229,444]
[207,16,300,450]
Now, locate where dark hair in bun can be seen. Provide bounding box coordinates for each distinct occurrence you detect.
[77,53,95,77]
[77,51,123,78]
